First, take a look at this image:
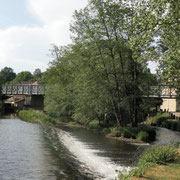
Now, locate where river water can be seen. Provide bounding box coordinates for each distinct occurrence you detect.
[0,116,138,180]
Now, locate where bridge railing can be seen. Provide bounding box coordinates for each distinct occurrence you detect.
[2,84,46,95]
[2,84,178,98]
[142,85,177,98]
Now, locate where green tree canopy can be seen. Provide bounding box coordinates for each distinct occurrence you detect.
[43,0,157,127]
[33,68,42,81]
[13,71,33,83]
[129,0,180,86]
[0,67,16,84]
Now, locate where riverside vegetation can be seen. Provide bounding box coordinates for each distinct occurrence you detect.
[118,144,180,180]
[147,112,180,132]
[18,110,180,180]
[18,110,156,143]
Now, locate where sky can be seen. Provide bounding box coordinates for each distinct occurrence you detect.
[0,0,88,73]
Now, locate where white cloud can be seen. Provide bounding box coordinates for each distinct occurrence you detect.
[0,25,51,73]
[27,0,88,45]
[27,0,87,23]
[0,0,88,73]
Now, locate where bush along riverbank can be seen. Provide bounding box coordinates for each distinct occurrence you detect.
[146,112,180,132]
[18,110,56,125]
[104,125,156,143]
[118,144,180,180]
[18,110,156,144]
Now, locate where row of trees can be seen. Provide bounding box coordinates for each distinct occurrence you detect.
[0,67,42,85]
[43,0,172,127]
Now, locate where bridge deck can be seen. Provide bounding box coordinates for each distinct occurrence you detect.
[2,84,45,95]
[1,84,178,98]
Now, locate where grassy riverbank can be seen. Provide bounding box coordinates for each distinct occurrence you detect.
[119,144,180,180]
[146,112,180,132]
[18,110,56,125]
[18,110,156,143]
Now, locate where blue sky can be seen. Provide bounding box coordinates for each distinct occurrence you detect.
[0,0,88,73]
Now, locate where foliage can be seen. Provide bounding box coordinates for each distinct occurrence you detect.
[138,145,177,165]
[148,112,180,132]
[18,110,56,125]
[88,120,100,129]
[136,131,149,142]
[162,120,180,132]
[43,0,157,129]
[13,71,33,82]
[33,68,42,81]
[129,0,180,86]
[119,144,179,179]
[107,125,156,142]
[0,67,16,84]
[148,112,170,126]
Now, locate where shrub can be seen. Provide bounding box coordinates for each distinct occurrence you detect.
[149,112,170,126]
[18,110,55,125]
[171,122,178,131]
[121,128,135,139]
[136,131,149,142]
[161,120,180,132]
[177,122,180,131]
[138,145,177,166]
[106,126,156,142]
[88,120,100,129]
[103,128,111,135]
[108,128,122,137]
[146,129,156,141]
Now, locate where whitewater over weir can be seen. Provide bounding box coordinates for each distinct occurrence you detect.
[56,128,133,180]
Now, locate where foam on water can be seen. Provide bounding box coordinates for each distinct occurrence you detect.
[57,129,132,180]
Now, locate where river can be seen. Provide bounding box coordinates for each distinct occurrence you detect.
[0,116,139,180]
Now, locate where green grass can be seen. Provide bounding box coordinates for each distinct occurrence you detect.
[147,112,170,126]
[88,120,100,129]
[118,144,179,179]
[18,110,56,125]
[147,112,180,132]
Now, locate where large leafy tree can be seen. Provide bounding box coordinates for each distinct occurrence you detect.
[33,68,42,81]
[43,45,75,120]
[70,0,155,126]
[44,0,157,127]
[13,71,33,83]
[129,0,180,86]
[0,67,16,84]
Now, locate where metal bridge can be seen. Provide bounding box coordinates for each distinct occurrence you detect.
[141,85,177,98]
[2,84,46,95]
[1,84,178,98]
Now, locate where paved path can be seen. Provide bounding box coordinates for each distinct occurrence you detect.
[152,127,180,145]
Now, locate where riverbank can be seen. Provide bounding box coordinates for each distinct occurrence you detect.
[18,110,180,179]
[18,110,156,144]
[146,112,180,132]
[122,145,180,180]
